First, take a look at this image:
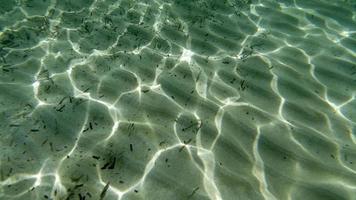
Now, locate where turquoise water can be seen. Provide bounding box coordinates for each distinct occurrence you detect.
[0,0,356,199]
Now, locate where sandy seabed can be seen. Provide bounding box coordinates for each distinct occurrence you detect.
[0,0,356,199]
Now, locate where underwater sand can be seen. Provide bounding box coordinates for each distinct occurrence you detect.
[0,0,356,199]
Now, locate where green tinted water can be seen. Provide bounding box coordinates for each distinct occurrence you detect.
[0,0,355,200]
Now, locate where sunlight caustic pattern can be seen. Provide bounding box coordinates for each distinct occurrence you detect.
[0,0,356,199]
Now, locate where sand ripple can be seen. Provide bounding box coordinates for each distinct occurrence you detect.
[0,0,355,199]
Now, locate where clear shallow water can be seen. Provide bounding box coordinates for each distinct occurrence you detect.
[0,0,355,199]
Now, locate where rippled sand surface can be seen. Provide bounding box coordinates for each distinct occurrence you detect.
[1,0,356,199]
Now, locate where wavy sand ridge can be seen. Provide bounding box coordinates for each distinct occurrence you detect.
[0,0,355,199]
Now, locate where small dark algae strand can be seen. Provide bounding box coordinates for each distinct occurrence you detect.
[188,187,200,199]
[100,182,110,200]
